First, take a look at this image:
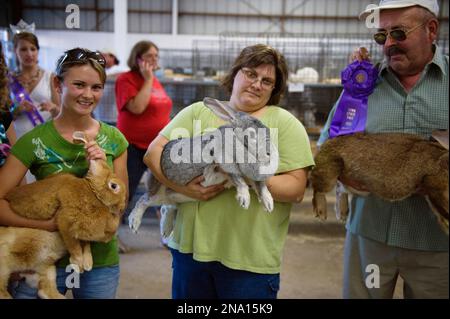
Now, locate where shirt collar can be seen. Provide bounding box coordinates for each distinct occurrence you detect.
[378,44,447,76]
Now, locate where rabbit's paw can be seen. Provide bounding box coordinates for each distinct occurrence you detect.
[82,253,93,272]
[236,188,251,209]
[260,188,274,212]
[69,256,84,273]
[160,214,173,238]
[128,210,143,233]
[335,193,349,222]
[160,205,176,238]
[38,288,66,299]
[313,192,328,220]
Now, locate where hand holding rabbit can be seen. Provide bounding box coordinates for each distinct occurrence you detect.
[183,175,226,201]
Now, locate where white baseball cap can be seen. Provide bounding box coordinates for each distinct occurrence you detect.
[101,48,120,65]
[359,0,439,19]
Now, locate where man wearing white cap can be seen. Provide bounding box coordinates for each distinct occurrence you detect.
[319,0,448,298]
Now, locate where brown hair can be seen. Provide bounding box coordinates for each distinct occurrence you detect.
[0,42,12,112]
[127,40,159,72]
[221,44,288,106]
[55,48,106,85]
[12,32,40,70]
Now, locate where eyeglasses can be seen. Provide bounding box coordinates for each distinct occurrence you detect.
[373,22,426,45]
[240,68,275,90]
[57,48,106,73]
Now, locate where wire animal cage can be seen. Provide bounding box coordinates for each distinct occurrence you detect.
[93,78,117,125]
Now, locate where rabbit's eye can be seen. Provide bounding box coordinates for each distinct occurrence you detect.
[109,182,120,193]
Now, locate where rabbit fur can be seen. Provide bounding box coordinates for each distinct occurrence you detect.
[128,97,279,236]
[310,132,449,234]
[0,132,127,299]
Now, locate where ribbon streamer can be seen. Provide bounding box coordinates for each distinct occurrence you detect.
[8,73,45,127]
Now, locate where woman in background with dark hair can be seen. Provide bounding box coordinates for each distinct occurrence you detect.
[145,44,314,299]
[115,40,172,240]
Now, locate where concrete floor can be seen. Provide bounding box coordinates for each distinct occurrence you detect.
[116,188,403,299]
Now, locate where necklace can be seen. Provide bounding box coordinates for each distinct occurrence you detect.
[15,68,42,92]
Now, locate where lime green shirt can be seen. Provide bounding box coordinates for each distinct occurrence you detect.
[11,120,129,267]
[161,102,314,274]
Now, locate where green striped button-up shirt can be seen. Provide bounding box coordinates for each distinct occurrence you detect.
[319,46,449,251]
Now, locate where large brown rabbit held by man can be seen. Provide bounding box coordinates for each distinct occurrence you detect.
[0,132,127,299]
[310,131,449,234]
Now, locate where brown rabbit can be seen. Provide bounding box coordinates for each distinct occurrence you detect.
[310,132,449,234]
[0,132,126,299]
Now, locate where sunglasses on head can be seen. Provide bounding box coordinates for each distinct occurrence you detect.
[57,48,106,71]
[373,22,426,45]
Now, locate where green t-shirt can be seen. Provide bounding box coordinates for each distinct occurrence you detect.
[161,102,315,274]
[11,120,129,267]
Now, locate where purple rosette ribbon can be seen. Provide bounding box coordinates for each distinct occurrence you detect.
[8,73,45,127]
[329,60,378,138]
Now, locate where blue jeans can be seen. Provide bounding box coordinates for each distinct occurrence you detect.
[9,265,120,299]
[170,249,280,299]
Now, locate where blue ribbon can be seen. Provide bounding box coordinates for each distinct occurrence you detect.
[329,60,378,138]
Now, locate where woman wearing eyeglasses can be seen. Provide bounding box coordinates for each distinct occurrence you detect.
[144,44,314,299]
[0,48,129,299]
[319,0,448,299]
[115,41,172,243]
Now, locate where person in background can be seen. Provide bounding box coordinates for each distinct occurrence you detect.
[11,32,60,139]
[102,49,120,70]
[0,47,128,299]
[100,49,122,77]
[115,40,172,251]
[319,0,448,298]
[145,44,314,299]
[0,41,18,168]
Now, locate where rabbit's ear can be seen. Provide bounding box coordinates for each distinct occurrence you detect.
[203,97,237,122]
[73,131,89,145]
[89,159,102,176]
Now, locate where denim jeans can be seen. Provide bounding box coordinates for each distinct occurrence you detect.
[9,265,120,299]
[170,249,280,299]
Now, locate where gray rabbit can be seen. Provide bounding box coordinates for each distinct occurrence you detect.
[129,97,279,236]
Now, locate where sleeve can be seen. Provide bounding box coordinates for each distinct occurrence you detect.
[160,103,199,140]
[100,123,129,159]
[115,73,139,112]
[111,127,129,158]
[276,111,315,173]
[10,130,36,168]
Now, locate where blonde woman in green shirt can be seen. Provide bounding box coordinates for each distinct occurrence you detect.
[0,48,128,298]
[145,44,314,299]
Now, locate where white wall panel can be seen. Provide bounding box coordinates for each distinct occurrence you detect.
[13,0,450,36]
